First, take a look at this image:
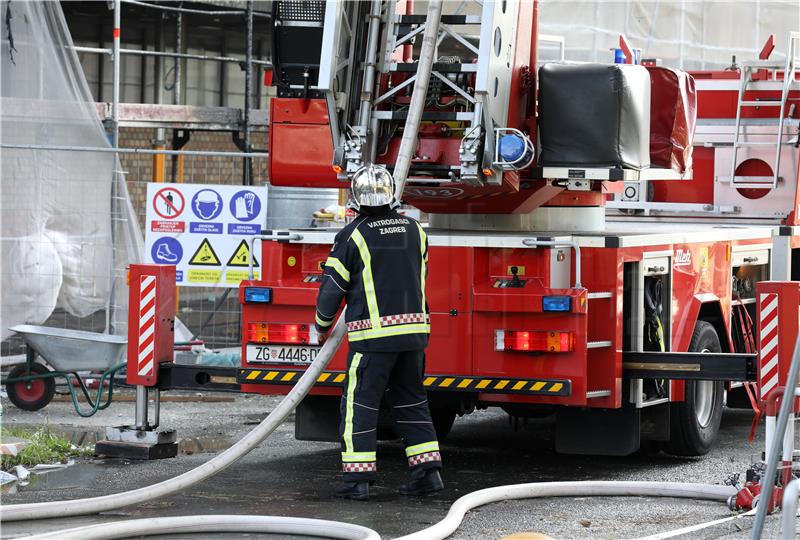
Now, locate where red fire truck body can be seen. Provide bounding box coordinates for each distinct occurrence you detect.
[237,1,800,455]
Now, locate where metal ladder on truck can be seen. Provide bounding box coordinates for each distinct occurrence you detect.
[731,32,800,190]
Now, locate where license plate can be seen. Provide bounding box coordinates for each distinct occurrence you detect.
[246,344,320,365]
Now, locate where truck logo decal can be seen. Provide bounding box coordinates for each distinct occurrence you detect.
[674,249,692,267]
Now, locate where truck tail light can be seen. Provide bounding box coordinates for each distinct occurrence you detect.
[494,330,574,352]
[247,323,320,345]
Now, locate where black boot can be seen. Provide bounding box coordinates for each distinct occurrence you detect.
[399,469,443,496]
[335,481,370,501]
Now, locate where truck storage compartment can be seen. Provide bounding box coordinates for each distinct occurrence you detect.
[538,63,651,169]
[647,66,697,172]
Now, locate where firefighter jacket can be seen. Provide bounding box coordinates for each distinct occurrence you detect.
[314,207,430,352]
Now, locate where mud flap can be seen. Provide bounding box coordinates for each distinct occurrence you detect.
[555,407,641,456]
[295,395,340,442]
[640,402,671,441]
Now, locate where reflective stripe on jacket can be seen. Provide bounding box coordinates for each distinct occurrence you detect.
[315,208,429,352]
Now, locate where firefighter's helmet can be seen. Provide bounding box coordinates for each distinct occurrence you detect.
[351,165,395,209]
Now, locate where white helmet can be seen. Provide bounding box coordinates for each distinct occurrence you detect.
[351,165,395,209]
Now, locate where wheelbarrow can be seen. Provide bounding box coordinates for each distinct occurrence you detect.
[2,325,127,417]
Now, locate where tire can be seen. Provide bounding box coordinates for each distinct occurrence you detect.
[431,407,456,440]
[6,363,56,411]
[667,321,724,456]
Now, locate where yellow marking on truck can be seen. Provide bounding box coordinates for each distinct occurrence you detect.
[238,370,569,397]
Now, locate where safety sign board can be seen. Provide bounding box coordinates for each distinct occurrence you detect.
[144,183,266,287]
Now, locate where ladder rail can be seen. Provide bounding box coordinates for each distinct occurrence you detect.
[731,32,799,190]
[730,64,750,187]
[773,33,799,190]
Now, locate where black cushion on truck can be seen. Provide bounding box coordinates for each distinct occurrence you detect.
[538,63,651,170]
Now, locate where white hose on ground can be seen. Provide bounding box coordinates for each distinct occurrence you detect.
[636,508,756,540]
[393,481,737,540]
[1,317,347,522]
[26,515,379,540]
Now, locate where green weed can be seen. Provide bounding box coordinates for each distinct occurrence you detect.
[1,426,93,470]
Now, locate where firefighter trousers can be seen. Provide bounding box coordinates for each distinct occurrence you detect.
[339,349,442,482]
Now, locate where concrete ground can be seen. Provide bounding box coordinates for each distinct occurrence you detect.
[0,391,793,539]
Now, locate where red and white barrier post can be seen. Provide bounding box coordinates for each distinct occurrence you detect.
[757,282,800,466]
[126,264,176,429]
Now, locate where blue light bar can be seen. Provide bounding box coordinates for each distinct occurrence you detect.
[542,295,571,312]
[244,287,272,303]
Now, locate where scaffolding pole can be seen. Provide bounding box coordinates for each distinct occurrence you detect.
[243,0,254,186]
[72,46,271,66]
[0,144,268,158]
[106,0,122,334]
[121,0,270,18]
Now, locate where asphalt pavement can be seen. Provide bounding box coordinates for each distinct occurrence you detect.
[0,391,794,539]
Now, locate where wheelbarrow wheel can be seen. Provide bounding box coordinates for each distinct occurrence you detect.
[6,363,55,411]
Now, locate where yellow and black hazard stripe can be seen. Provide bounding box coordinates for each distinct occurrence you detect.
[422,375,569,396]
[238,369,570,397]
[239,368,347,386]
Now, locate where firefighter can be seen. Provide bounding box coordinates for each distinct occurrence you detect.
[314,164,443,501]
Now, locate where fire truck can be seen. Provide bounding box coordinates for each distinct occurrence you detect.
[234,1,800,457]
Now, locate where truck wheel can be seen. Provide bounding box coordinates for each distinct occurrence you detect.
[667,321,724,456]
[431,407,456,440]
[6,363,56,411]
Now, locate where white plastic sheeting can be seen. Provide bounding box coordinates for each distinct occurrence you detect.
[539,1,800,69]
[0,1,141,340]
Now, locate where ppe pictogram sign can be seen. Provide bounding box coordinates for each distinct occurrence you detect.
[229,190,262,222]
[191,189,223,221]
[145,183,266,287]
[153,187,185,219]
[151,237,183,264]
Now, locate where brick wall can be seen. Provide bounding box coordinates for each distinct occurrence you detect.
[120,128,268,230]
[119,127,269,347]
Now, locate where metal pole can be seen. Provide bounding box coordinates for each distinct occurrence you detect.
[121,0,270,17]
[174,7,182,106]
[392,0,443,199]
[72,45,271,65]
[0,143,267,158]
[152,389,161,429]
[112,1,121,148]
[243,0,253,186]
[106,0,122,334]
[751,332,800,539]
[357,0,383,127]
[781,479,799,539]
[154,15,166,170]
[135,385,149,429]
